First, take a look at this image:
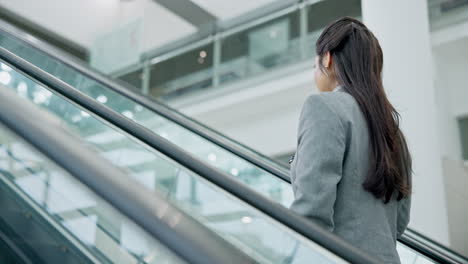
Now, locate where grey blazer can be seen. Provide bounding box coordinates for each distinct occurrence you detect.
[289,89,411,264]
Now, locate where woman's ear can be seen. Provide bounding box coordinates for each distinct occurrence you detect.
[322,51,332,69]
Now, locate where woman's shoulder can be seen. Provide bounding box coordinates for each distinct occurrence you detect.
[303,91,358,118]
[299,93,346,132]
[301,94,337,119]
[301,92,364,136]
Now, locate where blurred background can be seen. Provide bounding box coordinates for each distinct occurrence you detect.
[0,0,466,262]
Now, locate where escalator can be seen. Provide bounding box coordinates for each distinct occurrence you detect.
[0,19,467,264]
[0,83,253,264]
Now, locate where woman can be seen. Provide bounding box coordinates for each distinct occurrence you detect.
[289,17,412,264]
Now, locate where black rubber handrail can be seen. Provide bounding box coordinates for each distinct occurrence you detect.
[1,19,465,264]
[0,84,255,264]
[0,46,382,264]
[401,229,468,264]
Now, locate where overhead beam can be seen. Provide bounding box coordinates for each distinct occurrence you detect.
[154,0,218,33]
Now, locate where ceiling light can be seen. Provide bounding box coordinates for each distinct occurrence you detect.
[97,95,108,103]
[1,63,12,71]
[199,50,207,58]
[17,82,28,92]
[81,111,90,118]
[72,115,82,122]
[208,153,217,162]
[33,90,51,104]
[17,82,28,98]
[135,105,143,112]
[230,168,239,176]
[160,132,169,139]
[0,71,12,85]
[122,110,134,119]
[241,216,252,224]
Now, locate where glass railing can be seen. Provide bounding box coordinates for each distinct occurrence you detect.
[0,80,259,264]
[0,124,185,264]
[0,60,352,263]
[0,21,295,209]
[428,0,468,30]
[115,0,361,100]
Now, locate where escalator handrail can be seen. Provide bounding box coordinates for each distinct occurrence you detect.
[400,229,468,264]
[0,18,290,183]
[0,46,383,264]
[1,19,466,264]
[0,84,255,264]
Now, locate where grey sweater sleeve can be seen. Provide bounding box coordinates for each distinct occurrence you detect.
[289,95,346,231]
[397,131,412,239]
[397,196,411,238]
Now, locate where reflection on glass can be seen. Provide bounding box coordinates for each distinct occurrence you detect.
[0,62,346,263]
[0,126,184,264]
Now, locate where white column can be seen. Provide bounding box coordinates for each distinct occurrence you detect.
[362,0,450,244]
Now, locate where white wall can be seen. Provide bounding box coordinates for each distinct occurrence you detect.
[361,0,450,246]
[433,35,468,255]
[175,60,316,157]
[434,37,468,118]
[432,37,468,160]
[442,158,468,255]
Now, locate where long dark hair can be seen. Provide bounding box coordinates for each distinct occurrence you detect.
[316,17,412,203]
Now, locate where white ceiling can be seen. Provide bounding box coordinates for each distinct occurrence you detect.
[0,0,196,51]
[0,0,122,47]
[190,0,280,20]
[0,0,281,52]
